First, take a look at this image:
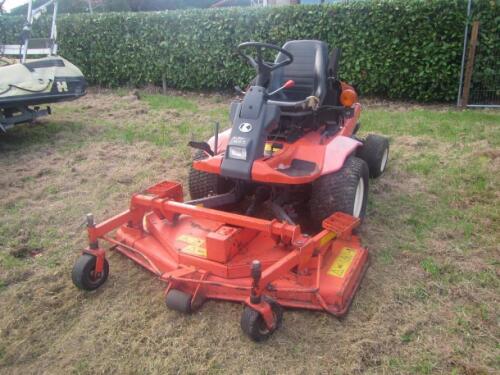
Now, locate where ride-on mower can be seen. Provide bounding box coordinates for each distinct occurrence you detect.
[72,40,389,341]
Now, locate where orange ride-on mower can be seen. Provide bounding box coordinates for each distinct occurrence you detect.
[71,40,389,341]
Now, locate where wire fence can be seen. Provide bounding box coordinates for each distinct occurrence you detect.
[458,0,499,108]
[468,41,499,106]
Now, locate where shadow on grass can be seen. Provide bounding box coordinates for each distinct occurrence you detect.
[0,120,88,151]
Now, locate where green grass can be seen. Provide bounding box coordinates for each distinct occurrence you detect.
[411,356,437,375]
[0,253,24,269]
[405,152,440,176]
[142,94,198,112]
[420,257,441,278]
[363,109,499,144]
[104,121,176,146]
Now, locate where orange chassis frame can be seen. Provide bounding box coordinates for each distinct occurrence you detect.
[83,180,369,330]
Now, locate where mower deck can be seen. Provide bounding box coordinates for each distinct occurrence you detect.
[82,180,368,318]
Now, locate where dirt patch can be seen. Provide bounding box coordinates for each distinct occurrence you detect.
[76,91,150,122]
[474,148,500,159]
[9,246,44,259]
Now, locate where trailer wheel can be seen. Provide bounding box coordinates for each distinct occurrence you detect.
[188,150,232,199]
[165,289,192,314]
[240,298,283,342]
[356,134,389,178]
[310,156,369,228]
[72,253,109,291]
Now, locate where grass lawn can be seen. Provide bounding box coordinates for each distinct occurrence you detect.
[0,90,498,374]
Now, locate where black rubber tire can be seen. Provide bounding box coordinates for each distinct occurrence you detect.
[310,156,369,229]
[165,289,192,314]
[72,253,109,291]
[240,297,283,342]
[188,150,232,199]
[356,134,389,178]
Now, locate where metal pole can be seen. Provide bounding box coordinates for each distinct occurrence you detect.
[457,0,473,106]
[213,122,219,155]
[20,0,34,63]
[461,20,479,107]
[87,0,93,14]
[49,0,58,55]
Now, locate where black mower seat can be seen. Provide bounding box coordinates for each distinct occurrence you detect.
[269,40,328,105]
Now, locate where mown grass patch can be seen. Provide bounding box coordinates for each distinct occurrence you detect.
[142,94,198,112]
[0,92,498,374]
[363,109,499,144]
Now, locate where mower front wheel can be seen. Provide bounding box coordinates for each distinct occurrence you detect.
[188,150,232,199]
[310,156,369,228]
[72,253,109,291]
[240,299,283,342]
[357,134,389,178]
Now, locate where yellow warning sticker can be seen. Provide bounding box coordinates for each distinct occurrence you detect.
[319,231,336,247]
[177,234,206,258]
[181,244,207,257]
[178,234,204,247]
[264,143,282,154]
[327,247,356,278]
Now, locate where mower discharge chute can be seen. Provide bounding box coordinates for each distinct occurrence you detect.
[72,40,389,341]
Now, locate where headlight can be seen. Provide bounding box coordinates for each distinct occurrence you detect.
[228,146,247,160]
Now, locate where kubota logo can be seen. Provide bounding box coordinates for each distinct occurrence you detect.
[56,81,68,92]
[239,122,252,133]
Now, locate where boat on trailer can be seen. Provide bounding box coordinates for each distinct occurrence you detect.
[0,0,86,132]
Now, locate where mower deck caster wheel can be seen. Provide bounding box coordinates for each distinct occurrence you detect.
[72,253,109,291]
[240,298,283,342]
[165,289,192,314]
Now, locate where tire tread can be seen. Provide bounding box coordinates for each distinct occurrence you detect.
[310,156,369,228]
[356,134,389,178]
[188,150,228,199]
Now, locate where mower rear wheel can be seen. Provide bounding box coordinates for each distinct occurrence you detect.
[310,156,369,228]
[165,289,192,314]
[72,253,109,291]
[188,150,232,199]
[240,298,283,342]
[357,134,389,178]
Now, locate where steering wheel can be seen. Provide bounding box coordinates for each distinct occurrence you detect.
[237,42,293,86]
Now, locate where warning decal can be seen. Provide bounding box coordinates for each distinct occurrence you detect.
[319,231,336,247]
[181,244,207,257]
[177,234,206,257]
[327,247,356,278]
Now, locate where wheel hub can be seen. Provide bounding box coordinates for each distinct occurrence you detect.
[380,148,388,172]
[353,177,365,218]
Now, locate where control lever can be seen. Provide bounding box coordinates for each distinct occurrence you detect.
[234,86,246,95]
[267,80,295,97]
[188,141,214,156]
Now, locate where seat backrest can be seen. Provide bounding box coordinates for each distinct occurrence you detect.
[269,40,328,103]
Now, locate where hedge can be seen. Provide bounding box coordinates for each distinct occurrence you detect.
[1,0,498,101]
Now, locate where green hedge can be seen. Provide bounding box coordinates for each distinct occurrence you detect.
[1,0,498,101]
